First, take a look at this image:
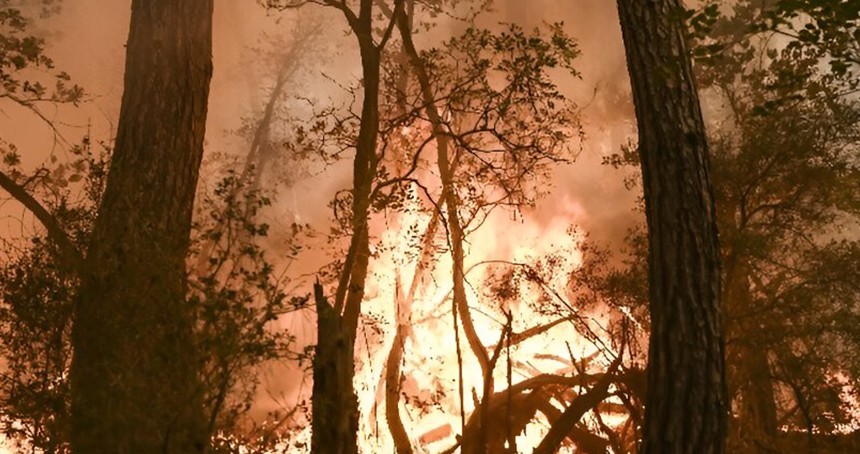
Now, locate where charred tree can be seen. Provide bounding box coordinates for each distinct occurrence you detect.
[309,1,402,453]
[312,281,356,453]
[533,358,620,454]
[68,0,214,452]
[615,1,727,453]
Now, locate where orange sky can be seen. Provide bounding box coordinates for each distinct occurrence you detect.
[2,0,640,240]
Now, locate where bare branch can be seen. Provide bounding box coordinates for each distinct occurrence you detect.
[0,169,83,272]
[376,0,405,50]
[532,355,622,454]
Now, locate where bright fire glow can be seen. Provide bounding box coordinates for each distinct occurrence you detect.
[281,171,632,452]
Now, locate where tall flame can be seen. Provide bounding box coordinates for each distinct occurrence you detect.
[303,177,628,452]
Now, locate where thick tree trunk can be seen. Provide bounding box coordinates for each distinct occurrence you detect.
[68,1,214,452]
[615,1,727,453]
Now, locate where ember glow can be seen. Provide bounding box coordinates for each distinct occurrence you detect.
[355,199,600,451]
[286,177,635,452]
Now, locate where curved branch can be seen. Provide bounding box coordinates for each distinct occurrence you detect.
[0,170,83,271]
[532,355,622,454]
[395,0,491,378]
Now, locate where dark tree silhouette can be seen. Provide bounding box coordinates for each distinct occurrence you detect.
[615,1,727,452]
[68,0,214,452]
[299,2,403,453]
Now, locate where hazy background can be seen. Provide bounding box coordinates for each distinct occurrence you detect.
[1,0,644,434]
[2,0,639,232]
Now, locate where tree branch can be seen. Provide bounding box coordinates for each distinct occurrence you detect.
[0,169,83,271]
[532,355,622,454]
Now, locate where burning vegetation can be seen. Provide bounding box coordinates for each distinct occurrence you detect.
[0,0,859,453]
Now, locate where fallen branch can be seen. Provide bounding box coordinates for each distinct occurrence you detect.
[532,355,622,454]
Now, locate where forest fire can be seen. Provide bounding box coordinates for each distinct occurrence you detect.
[287,195,634,453]
[352,210,611,452]
[1,0,859,453]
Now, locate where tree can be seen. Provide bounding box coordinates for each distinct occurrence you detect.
[310,2,401,451]
[0,0,85,273]
[759,0,859,85]
[67,0,215,452]
[688,2,860,451]
[597,2,860,451]
[0,135,103,453]
[614,1,727,453]
[2,3,316,452]
[268,2,626,451]
[392,14,589,453]
[261,1,404,452]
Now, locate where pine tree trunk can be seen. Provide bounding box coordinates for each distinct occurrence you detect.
[68,1,214,452]
[615,1,727,453]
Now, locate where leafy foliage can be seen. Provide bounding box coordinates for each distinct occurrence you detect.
[604,1,860,450]
[0,137,102,453]
[189,170,298,444]
[0,0,82,105]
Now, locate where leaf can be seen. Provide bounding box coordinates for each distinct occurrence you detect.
[2,152,21,167]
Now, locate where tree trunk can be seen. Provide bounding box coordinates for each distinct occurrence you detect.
[312,282,358,454]
[395,15,491,450]
[724,254,778,452]
[384,6,417,451]
[385,314,412,454]
[312,2,388,453]
[68,1,214,452]
[615,1,727,453]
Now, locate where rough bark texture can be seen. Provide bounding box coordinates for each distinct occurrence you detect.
[615,1,727,453]
[68,1,214,452]
[312,282,358,454]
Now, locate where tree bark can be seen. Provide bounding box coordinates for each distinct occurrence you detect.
[615,1,727,453]
[312,2,398,453]
[312,281,358,454]
[68,1,214,452]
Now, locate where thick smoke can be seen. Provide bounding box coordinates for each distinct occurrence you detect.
[2,0,646,445]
